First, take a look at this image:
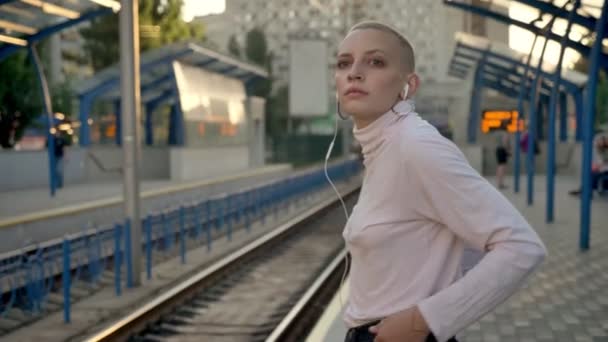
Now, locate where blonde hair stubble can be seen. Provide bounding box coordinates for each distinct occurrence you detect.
[348,21,415,74]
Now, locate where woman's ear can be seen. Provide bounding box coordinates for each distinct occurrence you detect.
[405,73,420,98]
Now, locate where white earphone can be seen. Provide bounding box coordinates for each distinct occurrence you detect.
[402,83,410,100]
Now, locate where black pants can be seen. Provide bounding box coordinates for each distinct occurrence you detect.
[344,321,458,342]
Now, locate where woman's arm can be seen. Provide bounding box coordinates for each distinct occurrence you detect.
[404,132,546,342]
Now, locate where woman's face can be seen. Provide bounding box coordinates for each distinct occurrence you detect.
[335,29,408,128]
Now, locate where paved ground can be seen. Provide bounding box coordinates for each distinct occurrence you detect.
[459,175,608,342]
[315,175,608,342]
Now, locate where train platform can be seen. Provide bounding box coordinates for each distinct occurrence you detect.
[310,175,608,342]
[0,164,293,255]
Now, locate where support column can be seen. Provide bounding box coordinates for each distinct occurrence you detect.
[514,34,539,194]
[580,0,608,250]
[559,92,568,142]
[546,0,579,223]
[575,90,583,142]
[29,44,56,197]
[120,0,142,286]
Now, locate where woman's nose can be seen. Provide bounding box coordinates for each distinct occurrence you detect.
[347,65,364,81]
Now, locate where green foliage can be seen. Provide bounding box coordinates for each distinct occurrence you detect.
[245,28,268,67]
[0,51,41,148]
[243,27,288,138]
[81,0,206,72]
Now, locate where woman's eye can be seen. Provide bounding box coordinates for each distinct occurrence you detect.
[370,58,385,67]
[337,61,350,69]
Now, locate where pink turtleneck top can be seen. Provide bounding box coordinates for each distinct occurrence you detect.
[343,100,546,342]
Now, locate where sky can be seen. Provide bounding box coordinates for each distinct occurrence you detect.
[182,0,225,22]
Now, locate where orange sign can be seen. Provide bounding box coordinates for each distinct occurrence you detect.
[481,110,523,133]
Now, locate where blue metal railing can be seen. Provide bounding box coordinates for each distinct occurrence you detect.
[0,159,361,325]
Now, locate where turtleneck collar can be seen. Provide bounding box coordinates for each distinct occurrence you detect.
[353,100,415,162]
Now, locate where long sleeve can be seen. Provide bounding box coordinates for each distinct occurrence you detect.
[404,132,547,342]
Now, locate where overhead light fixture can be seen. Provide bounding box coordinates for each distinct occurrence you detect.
[0,19,37,35]
[87,0,121,12]
[54,113,65,120]
[20,0,80,19]
[58,123,72,131]
[0,34,27,46]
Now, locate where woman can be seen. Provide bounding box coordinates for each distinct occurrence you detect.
[336,21,547,342]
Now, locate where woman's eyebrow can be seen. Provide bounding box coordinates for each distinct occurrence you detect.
[364,49,386,55]
[337,49,386,58]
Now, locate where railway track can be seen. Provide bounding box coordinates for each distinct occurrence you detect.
[84,187,359,342]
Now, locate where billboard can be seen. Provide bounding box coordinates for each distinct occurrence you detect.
[288,39,329,118]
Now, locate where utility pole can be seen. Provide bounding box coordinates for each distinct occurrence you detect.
[120,0,142,286]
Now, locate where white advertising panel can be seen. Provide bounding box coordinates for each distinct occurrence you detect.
[288,40,329,117]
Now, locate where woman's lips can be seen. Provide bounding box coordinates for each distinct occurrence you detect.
[345,89,369,98]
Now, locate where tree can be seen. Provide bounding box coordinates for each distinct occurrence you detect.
[245,28,268,67]
[267,85,289,138]
[228,34,241,58]
[0,51,41,149]
[245,28,272,98]
[81,0,206,72]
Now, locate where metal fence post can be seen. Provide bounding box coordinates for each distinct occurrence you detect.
[144,216,152,280]
[114,224,122,296]
[179,206,186,264]
[124,219,133,288]
[62,238,71,323]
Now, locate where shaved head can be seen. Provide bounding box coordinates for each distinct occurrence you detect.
[348,21,415,74]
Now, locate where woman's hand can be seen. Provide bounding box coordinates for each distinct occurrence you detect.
[369,306,430,342]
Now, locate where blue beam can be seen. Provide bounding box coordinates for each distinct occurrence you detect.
[196,59,217,68]
[452,60,472,70]
[450,65,469,75]
[580,0,608,251]
[457,44,582,93]
[218,65,237,74]
[168,67,184,146]
[0,8,114,61]
[527,27,553,206]
[78,49,190,99]
[483,80,519,98]
[559,92,568,142]
[574,90,583,141]
[511,0,596,32]
[547,0,580,223]
[468,52,487,143]
[141,74,172,94]
[443,0,608,70]
[449,70,468,79]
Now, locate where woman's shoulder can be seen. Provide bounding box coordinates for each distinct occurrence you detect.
[399,117,464,170]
